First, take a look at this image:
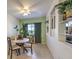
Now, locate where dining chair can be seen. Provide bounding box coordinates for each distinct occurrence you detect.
[7,37,21,59]
[17,35,23,40]
[23,36,33,54]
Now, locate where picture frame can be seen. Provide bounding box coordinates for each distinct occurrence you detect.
[51,17,53,29]
[51,15,55,29]
[54,15,55,29]
[47,26,49,33]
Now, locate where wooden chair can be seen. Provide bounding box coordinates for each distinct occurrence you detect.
[17,35,23,40]
[27,35,35,43]
[7,37,21,59]
[23,36,33,54]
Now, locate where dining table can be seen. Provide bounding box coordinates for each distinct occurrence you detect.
[13,38,29,53]
[13,38,29,43]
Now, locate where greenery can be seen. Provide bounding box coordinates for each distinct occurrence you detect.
[55,0,72,14]
[14,24,28,37]
[19,24,28,37]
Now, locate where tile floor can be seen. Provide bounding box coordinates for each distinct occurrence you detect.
[8,44,53,59]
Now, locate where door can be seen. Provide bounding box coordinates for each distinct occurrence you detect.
[35,23,41,43]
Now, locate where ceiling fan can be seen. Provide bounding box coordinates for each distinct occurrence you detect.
[14,0,41,16]
[15,0,31,16]
[19,7,31,16]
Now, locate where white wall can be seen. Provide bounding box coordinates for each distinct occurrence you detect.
[7,14,19,37]
[46,0,72,59]
[47,35,72,59]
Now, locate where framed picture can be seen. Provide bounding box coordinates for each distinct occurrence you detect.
[46,19,49,33]
[54,16,55,29]
[47,26,49,33]
[51,15,55,29]
[51,17,53,29]
[46,20,49,24]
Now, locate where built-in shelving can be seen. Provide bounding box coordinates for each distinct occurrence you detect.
[59,33,72,36]
[59,17,72,24]
[58,16,72,44]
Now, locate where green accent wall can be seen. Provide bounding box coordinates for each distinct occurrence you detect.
[19,16,46,44]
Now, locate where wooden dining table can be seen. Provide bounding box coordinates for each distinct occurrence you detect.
[13,38,29,53]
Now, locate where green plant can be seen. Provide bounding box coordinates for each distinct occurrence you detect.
[55,0,72,14]
[19,24,28,37]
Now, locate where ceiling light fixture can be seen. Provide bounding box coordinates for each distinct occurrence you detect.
[23,11,30,16]
[22,8,31,16]
[18,6,31,16]
[18,7,31,16]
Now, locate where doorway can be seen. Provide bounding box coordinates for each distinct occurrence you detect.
[35,23,41,43]
[24,23,41,43]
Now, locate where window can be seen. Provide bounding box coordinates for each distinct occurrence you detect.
[28,24,35,36]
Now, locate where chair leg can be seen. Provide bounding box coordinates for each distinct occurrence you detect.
[31,44,33,54]
[23,48,25,53]
[16,49,19,56]
[10,50,12,59]
[23,47,28,53]
[31,48,33,54]
[25,48,28,53]
[18,49,20,55]
[8,48,10,55]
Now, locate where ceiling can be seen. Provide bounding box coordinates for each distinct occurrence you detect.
[7,0,53,19]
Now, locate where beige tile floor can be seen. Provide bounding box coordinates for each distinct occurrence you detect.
[8,44,53,59]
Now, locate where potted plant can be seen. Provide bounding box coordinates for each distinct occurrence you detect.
[19,24,28,37]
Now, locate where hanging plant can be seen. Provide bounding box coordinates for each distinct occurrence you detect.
[55,0,72,19]
[55,0,72,13]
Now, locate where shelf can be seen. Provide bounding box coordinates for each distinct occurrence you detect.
[59,33,72,36]
[66,34,72,36]
[59,33,65,35]
[66,40,72,44]
[59,17,72,24]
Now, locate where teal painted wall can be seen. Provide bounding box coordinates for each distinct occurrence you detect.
[19,16,46,44]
